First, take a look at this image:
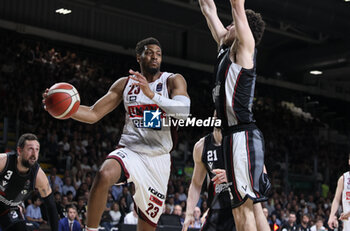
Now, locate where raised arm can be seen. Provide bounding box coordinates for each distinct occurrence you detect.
[182,138,207,231]
[199,0,227,45]
[36,168,59,231]
[328,175,344,229]
[229,0,255,68]
[71,77,127,124]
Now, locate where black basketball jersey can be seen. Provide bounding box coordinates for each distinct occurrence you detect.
[0,153,39,214]
[202,133,231,210]
[212,45,257,133]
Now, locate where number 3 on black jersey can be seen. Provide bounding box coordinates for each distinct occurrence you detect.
[4,170,13,180]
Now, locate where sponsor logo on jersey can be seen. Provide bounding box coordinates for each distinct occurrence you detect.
[148,187,165,200]
[347,191,350,200]
[208,162,213,170]
[156,83,163,92]
[150,195,163,207]
[2,180,8,187]
[129,96,137,102]
[128,104,165,118]
[215,182,232,194]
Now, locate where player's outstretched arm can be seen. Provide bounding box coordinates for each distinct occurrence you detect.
[328,175,343,229]
[229,0,255,68]
[42,77,127,124]
[36,168,59,231]
[199,0,227,46]
[71,77,127,124]
[182,138,207,231]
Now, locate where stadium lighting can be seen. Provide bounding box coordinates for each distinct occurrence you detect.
[345,0,350,2]
[55,8,72,15]
[310,70,323,75]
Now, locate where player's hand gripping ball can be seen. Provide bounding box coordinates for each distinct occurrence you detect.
[44,82,80,119]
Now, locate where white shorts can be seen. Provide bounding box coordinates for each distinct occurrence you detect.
[107,148,171,227]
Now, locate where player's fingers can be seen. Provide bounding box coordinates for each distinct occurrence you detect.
[130,75,147,85]
[130,69,147,80]
[130,75,139,81]
[212,169,225,174]
[211,175,219,182]
[42,88,49,98]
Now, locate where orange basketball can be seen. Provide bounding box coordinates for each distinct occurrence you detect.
[45,82,80,120]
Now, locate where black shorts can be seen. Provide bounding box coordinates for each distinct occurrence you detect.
[201,207,235,231]
[0,207,27,231]
[223,127,270,208]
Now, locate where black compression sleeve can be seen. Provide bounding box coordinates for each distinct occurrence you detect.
[43,193,59,231]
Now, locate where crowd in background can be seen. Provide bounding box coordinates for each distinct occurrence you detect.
[1,29,349,230]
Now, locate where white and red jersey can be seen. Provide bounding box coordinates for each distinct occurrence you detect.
[343,171,350,230]
[118,72,174,156]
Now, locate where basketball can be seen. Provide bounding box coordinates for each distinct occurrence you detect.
[45,82,80,119]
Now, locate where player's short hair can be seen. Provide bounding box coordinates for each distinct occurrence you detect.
[246,9,266,46]
[135,37,161,55]
[17,133,39,149]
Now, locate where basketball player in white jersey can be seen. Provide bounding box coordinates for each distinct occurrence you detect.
[43,37,190,231]
[199,0,269,231]
[328,154,350,231]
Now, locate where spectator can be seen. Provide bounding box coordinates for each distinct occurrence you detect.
[280,212,297,231]
[58,205,81,231]
[124,203,138,225]
[297,214,311,231]
[191,206,202,229]
[311,218,326,231]
[109,202,122,227]
[48,167,63,194]
[173,204,184,225]
[25,196,46,230]
[62,177,76,197]
[76,197,87,226]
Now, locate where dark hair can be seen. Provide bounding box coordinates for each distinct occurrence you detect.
[66,204,77,212]
[17,133,38,149]
[246,9,265,46]
[135,37,161,55]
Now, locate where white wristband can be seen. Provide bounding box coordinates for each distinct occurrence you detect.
[151,94,190,120]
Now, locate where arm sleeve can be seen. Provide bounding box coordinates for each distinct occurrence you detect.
[151,94,190,120]
[42,193,59,231]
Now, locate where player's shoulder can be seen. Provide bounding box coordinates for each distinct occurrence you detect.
[194,137,205,153]
[0,153,9,173]
[109,77,129,92]
[338,174,345,183]
[167,73,186,82]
